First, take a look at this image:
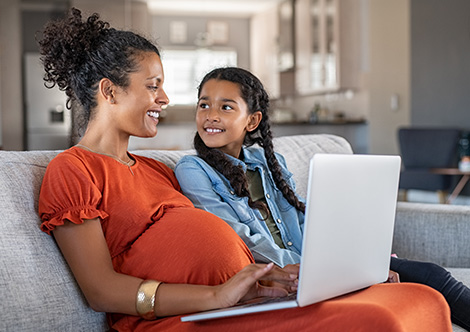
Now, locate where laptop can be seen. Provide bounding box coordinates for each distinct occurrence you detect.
[181,153,401,322]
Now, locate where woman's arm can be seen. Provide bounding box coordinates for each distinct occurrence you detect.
[53,218,293,317]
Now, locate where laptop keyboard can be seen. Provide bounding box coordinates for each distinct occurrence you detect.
[236,292,297,308]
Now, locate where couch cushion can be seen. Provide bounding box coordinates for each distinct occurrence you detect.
[393,202,470,268]
[272,134,353,198]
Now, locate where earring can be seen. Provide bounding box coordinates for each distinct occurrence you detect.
[110,98,115,104]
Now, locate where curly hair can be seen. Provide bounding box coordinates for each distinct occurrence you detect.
[38,7,160,129]
[194,67,305,214]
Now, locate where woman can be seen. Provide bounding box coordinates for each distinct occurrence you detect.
[175,67,469,330]
[38,8,452,332]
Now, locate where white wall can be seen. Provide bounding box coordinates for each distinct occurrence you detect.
[250,5,280,98]
[366,0,410,154]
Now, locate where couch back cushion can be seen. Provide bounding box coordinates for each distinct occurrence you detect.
[0,134,351,331]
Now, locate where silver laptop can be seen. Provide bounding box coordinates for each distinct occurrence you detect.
[181,153,401,322]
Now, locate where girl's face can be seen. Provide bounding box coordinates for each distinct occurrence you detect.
[196,79,261,158]
[112,52,169,139]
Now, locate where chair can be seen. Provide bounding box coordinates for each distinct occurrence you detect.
[398,127,462,203]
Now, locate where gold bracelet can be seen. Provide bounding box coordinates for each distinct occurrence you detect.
[136,280,162,320]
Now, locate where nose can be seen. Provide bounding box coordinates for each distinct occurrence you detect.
[206,107,219,122]
[157,87,170,107]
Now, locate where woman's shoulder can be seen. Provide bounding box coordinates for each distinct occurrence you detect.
[47,147,89,170]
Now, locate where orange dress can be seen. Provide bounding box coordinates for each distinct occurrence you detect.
[39,147,452,332]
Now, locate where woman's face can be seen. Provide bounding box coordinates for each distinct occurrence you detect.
[196,79,260,158]
[112,52,169,138]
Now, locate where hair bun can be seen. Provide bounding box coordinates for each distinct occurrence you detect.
[39,8,109,92]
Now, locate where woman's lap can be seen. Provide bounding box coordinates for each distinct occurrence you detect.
[122,283,451,332]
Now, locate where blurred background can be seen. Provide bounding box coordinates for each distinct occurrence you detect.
[1,0,470,155]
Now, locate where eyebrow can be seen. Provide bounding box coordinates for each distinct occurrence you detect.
[146,77,162,83]
[198,96,237,104]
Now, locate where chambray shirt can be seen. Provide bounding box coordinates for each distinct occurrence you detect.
[175,147,305,267]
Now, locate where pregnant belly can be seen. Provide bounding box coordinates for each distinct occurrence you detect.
[115,207,254,285]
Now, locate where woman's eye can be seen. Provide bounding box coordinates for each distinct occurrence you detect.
[148,86,158,91]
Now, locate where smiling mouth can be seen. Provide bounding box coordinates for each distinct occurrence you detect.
[205,128,225,133]
[147,111,160,121]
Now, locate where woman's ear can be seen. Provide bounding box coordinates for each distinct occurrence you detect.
[246,111,263,132]
[99,78,116,104]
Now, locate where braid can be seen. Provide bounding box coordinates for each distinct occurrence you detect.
[194,133,268,214]
[257,117,306,213]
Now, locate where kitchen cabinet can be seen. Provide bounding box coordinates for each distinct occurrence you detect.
[295,0,339,94]
[296,0,362,94]
[251,0,361,98]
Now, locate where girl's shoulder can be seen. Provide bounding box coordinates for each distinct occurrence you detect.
[175,154,215,173]
[243,146,288,166]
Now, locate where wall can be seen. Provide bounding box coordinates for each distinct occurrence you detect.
[0,0,23,150]
[411,0,470,127]
[250,5,280,98]
[366,0,410,155]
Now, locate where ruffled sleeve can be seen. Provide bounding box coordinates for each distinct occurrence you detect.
[39,151,109,235]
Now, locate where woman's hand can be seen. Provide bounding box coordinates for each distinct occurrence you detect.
[213,263,295,308]
[259,263,299,293]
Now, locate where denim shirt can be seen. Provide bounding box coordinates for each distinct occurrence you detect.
[175,146,305,267]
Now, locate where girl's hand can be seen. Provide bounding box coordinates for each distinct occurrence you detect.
[213,263,291,308]
[386,270,400,283]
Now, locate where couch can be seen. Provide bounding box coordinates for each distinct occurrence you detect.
[0,134,468,331]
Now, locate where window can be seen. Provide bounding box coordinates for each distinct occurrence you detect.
[161,48,237,105]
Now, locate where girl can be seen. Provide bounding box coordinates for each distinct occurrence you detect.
[175,67,469,331]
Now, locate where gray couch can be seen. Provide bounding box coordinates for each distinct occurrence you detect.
[0,134,468,331]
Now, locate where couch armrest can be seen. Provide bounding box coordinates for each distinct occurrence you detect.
[392,202,470,268]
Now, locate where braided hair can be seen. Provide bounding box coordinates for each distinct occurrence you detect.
[38,7,160,130]
[194,67,305,214]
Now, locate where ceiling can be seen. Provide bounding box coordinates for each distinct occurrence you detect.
[146,0,284,17]
[20,0,284,18]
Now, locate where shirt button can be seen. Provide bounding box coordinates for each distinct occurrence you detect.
[276,218,282,224]
[230,190,235,195]
[287,242,293,246]
[266,194,271,199]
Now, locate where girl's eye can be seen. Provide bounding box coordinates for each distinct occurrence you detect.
[198,103,209,109]
[222,105,233,111]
